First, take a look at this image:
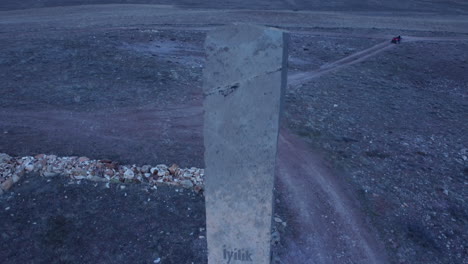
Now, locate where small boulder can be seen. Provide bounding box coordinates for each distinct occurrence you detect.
[140,165,151,173]
[78,157,90,163]
[1,178,14,190]
[169,164,179,175]
[0,153,11,163]
[34,154,46,159]
[180,180,193,189]
[12,174,20,183]
[25,164,34,172]
[124,169,134,179]
[43,172,58,177]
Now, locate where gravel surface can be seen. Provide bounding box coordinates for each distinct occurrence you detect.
[0,172,207,264]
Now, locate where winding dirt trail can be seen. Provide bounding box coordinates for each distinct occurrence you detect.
[288,40,394,88]
[276,131,388,263]
[288,34,468,89]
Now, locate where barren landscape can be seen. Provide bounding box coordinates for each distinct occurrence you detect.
[1,1,467,264]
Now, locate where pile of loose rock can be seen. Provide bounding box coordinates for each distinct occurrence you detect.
[0,153,204,195]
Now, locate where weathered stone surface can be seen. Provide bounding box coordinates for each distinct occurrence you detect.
[203,24,288,264]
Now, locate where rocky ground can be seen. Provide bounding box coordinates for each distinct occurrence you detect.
[1,2,467,264]
[285,38,468,263]
[0,153,205,194]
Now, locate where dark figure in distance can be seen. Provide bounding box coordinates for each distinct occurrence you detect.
[391,35,401,44]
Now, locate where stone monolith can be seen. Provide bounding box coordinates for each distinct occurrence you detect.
[203,24,288,264]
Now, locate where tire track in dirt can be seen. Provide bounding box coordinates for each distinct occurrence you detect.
[288,40,395,88]
[276,131,388,263]
[288,34,468,89]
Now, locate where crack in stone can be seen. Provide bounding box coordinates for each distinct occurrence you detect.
[204,68,282,97]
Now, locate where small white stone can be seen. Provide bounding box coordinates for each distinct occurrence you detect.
[124,169,134,179]
[180,180,194,189]
[25,164,34,172]
[43,172,58,177]
[157,164,168,170]
[141,165,151,173]
[12,174,20,183]
[153,258,161,263]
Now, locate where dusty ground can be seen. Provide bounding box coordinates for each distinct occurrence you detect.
[0,2,467,264]
[0,173,207,264]
[284,37,468,264]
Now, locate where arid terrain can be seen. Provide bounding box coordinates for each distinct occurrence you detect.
[1,1,467,264]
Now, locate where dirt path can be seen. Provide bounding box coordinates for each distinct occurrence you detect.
[276,131,388,263]
[288,34,468,88]
[288,40,394,88]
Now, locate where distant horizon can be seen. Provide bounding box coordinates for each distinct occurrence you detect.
[1,0,467,14]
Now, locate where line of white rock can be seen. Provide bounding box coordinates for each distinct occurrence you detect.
[0,153,204,195]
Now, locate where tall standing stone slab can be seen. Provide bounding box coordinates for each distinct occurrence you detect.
[203,24,288,264]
